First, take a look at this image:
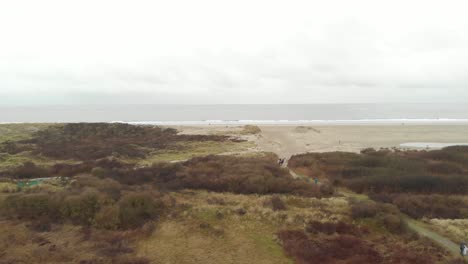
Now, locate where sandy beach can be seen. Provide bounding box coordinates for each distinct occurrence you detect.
[175,125,468,159]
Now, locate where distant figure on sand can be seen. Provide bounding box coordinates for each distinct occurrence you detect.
[314,178,319,185]
[278,158,285,166]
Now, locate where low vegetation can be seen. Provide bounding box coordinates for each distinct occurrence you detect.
[0,124,459,263]
[290,147,468,220]
[290,147,468,195]
[371,193,468,219]
[240,125,262,135]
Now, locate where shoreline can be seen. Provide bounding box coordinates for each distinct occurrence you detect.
[3,119,468,126]
[128,119,468,126]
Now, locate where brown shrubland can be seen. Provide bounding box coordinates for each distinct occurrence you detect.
[289,147,468,194]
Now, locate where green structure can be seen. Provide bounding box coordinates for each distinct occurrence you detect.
[16,179,44,188]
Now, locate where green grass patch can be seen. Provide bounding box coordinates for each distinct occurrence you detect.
[354,217,389,235]
[249,230,291,262]
[135,140,254,165]
[0,123,52,143]
[0,152,75,170]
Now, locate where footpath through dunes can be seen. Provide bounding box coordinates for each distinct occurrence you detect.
[405,218,460,256]
[254,125,463,257]
[338,190,462,257]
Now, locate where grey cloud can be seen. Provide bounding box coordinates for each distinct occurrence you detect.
[0,0,467,105]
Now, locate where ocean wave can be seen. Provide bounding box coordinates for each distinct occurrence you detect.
[115,119,468,125]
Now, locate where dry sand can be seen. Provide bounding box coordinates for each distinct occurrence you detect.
[174,125,468,159]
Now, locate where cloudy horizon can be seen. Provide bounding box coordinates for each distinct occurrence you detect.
[1,0,468,105]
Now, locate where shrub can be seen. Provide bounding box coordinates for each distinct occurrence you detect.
[241,125,261,134]
[96,231,135,257]
[74,175,123,200]
[112,257,151,264]
[263,195,287,211]
[0,182,18,193]
[94,154,323,197]
[392,194,467,219]
[91,167,107,178]
[350,201,378,219]
[171,155,323,197]
[29,215,53,232]
[61,189,102,225]
[26,123,229,160]
[379,213,408,234]
[277,230,382,264]
[11,161,51,179]
[289,148,468,195]
[94,205,121,230]
[305,221,364,236]
[2,193,61,220]
[118,192,163,229]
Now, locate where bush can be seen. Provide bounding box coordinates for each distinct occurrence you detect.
[61,189,102,225]
[94,205,121,230]
[277,230,382,264]
[305,221,364,236]
[74,175,123,200]
[11,161,51,179]
[2,193,61,220]
[263,195,287,211]
[351,201,378,219]
[118,192,163,229]
[391,194,467,219]
[379,214,408,234]
[289,148,468,195]
[241,125,261,134]
[171,155,323,197]
[26,123,229,160]
[29,215,53,232]
[99,154,323,197]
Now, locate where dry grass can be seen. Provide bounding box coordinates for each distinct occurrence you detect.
[135,190,349,264]
[428,219,468,243]
[0,220,97,263]
[0,182,18,193]
[240,125,262,135]
[135,140,254,165]
[0,123,52,143]
[0,188,452,263]
[0,151,76,171]
[294,126,321,134]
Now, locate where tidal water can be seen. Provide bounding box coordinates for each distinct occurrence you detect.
[1,103,468,124]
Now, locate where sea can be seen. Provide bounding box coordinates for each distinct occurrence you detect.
[1,103,468,125]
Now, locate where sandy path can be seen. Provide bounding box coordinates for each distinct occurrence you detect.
[405,218,460,256]
[256,127,307,160]
[340,190,461,256]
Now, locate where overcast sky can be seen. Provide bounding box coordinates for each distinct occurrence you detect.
[1,0,467,105]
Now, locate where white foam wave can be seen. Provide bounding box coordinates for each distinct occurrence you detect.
[116,118,468,126]
[400,142,468,149]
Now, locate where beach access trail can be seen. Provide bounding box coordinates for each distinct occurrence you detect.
[255,126,461,257]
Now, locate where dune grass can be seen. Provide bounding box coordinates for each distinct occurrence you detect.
[0,123,52,143]
[135,140,255,165]
[135,190,350,264]
[428,219,468,244]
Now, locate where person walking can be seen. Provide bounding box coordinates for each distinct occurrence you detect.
[460,242,467,257]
